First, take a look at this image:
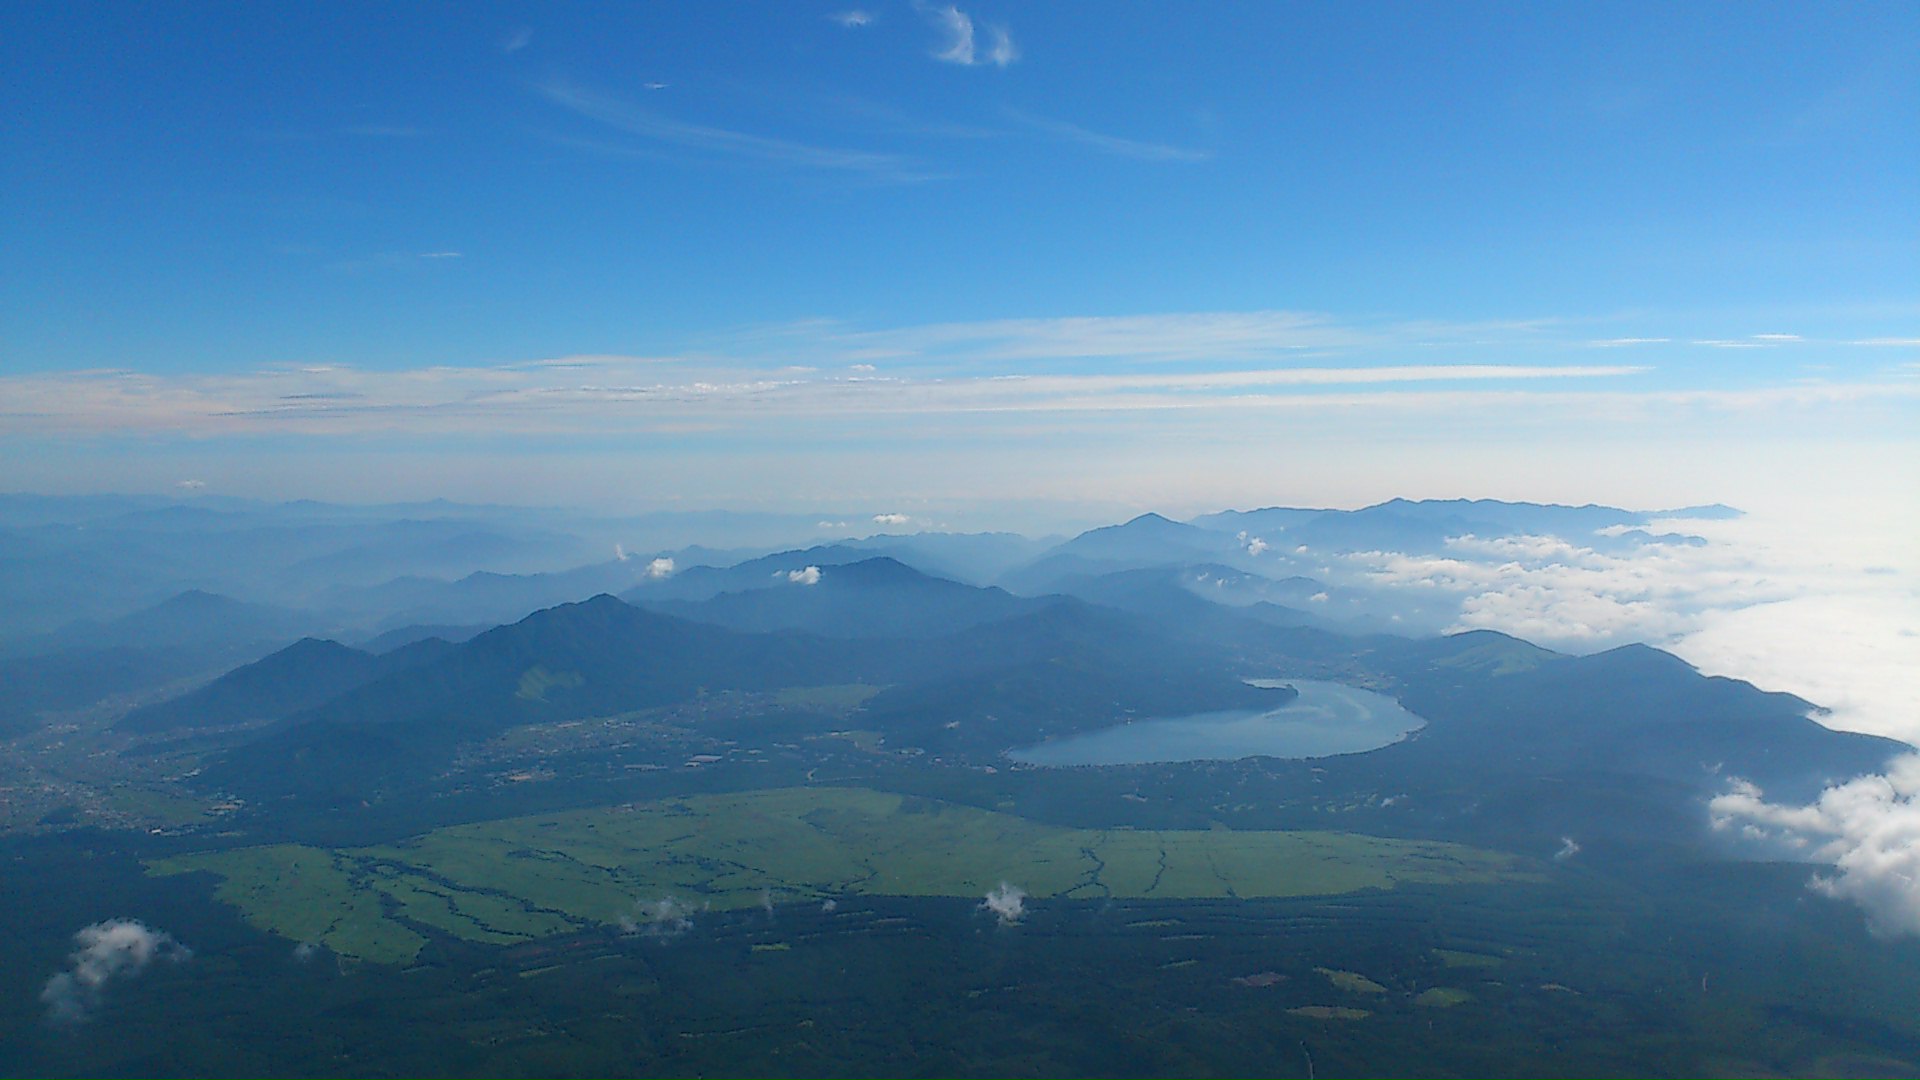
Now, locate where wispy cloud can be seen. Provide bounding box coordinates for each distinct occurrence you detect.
[925,4,974,63]
[5,310,1912,439]
[502,27,532,53]
[0,358,1679,438]
[822,309,1425,362]
[1695,334,1804,349]
[1589,337,1671,347]
[1007,108,1208,162]
[418,251,462,259]
[536,82,925,181]
[830,10,874,28]
[920,4,1014,67]
[984,23,1017,67]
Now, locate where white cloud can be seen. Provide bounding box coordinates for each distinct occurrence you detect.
[788,565,822,585]
[983,23,1017,67]
[830,10,873,27]
[646,556,675,579]
[924,4,976,64]
[175,479,205,490]
[618,896,701,938]
[1712,758,1920,936]
[502,27,532,53]
[41,919,191,1024]
[920,4,1013,67]
[1589,337,1671,347]
[1553,837,1581,862]
[873,512,912,526]
[982,881,1027,924]
[1751,333,1802,342]
[418,251,462,259]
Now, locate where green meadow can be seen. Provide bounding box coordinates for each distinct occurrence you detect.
[151,786,1535,963]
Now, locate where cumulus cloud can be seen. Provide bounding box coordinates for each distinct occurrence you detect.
[646,556,675,579]
[872,512,912,526]
[981,881,1027,925]
[41,919,190,1024]
[1712,758,1920,936]
[291,941,320,963]
[788,565,822,585]
[175,479,206,490]
[1236,531,1269,556]
[618,896,701,939]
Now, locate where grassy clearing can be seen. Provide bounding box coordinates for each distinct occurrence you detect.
[152,786,1535,963]
[1289,1006,1372,1020]
[1317,967,1389,994]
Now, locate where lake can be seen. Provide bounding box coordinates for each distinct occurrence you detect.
[1006,679,1426,767]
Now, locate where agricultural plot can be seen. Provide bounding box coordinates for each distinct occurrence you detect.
[151,786,1535,963]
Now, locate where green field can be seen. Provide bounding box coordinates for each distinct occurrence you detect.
[151,786,1535,963]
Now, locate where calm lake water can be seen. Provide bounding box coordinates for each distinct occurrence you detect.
[1006,679,1426,767]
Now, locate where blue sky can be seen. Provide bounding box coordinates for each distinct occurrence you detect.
[3,2,1916,523]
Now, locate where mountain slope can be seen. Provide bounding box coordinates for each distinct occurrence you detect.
[116,636,454,734]
[646,557,1043,638]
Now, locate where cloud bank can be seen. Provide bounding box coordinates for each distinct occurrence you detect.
[40,919,191,1024]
